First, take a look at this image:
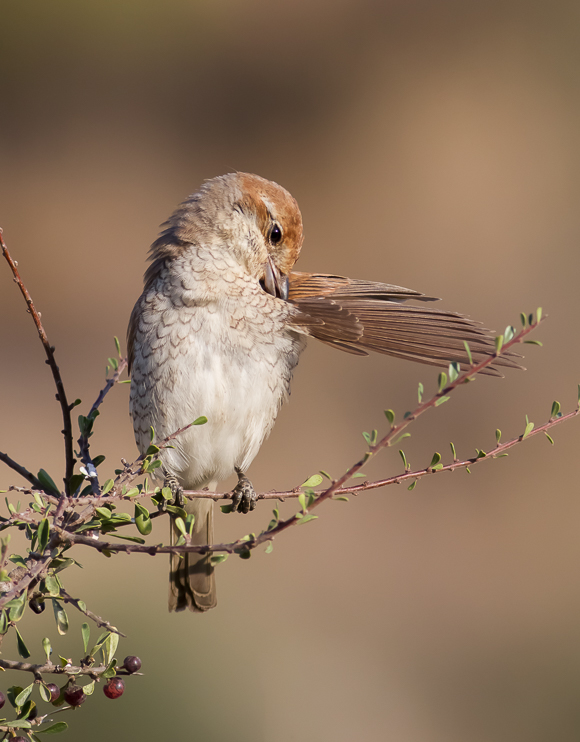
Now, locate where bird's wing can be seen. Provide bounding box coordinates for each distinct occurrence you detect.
[287,272,523,376]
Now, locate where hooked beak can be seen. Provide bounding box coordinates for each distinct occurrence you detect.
[261,257,289,301]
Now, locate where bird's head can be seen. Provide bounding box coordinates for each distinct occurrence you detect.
[148,172,303,300]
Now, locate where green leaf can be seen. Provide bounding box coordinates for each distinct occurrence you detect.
[238,549,251,559]
[174,517,186,538]
[37,722,68,734]
[8,591,27,622]
[220,504,233,514]
[83,680,95,696]
[438,372,447,393]
[88,631,110,659]
[3,720,31,729]
[448,362,460,382]
[210,554,229,564]
[114,336,121,355]
[15,628,30,659]
[119,379,131,384]
[417,382,424,403]
[319,470,332,481]
[384,409,395,425]
[193,416,208,425]
[297,493,307,512]
[39,684,51,703]
[393,432,411,444]
[101,479,114,495]
[450,441,456,460]
[522,416,534,439]
[399,450,408,470]
[475,449,486,458]
[42,637,51,662]
[52,600,68,636]
[504,325,515,342]
[297,514,318,525]
[520,312,527,326]
[494,335,504,354]
[435,396,450,407]
[536,307,543,324]
[550,401,561,418]
[135,504,152,536]
[37,470,60,496]
[301,474,323,488]
[44,574,60,597]
[463,341,473,365]
[524,340,543,346]
[9,555,27,568]
[466,467,471,474]
[407,481,417,491]
[149,426,155,442]
[264,541,274,554]
[545,432,554,445]
[352,472,366,478]
[495,429,502,445]
[429,452,441,468]
[33,492,46,510]
[15,683,34,707]
[165,504,187,519]
[103,631,119,666]
[333,495,349,501]
[108,357,119,371]
[81,622,90,654]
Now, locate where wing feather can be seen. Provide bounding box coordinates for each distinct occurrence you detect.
[288,273,522,376]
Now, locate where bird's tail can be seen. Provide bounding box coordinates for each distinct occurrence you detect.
[168,495,217,612]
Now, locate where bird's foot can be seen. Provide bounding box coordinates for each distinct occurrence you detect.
[160,470,184,511]
[231,468,257,514]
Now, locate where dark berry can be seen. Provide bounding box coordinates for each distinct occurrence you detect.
[0,691,5,709]
[64,684,86,707]
[123,655,141,673]
[12,737,28,742]
[46,683,60,702]
[103,677,124,699]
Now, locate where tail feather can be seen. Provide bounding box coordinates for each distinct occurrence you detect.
[168,496,217,612]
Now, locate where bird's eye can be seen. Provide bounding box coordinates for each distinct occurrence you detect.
[269,223,283,245]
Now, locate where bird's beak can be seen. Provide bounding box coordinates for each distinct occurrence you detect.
[262,257,289,300]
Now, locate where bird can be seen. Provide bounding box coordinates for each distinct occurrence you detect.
[127,172,520,613]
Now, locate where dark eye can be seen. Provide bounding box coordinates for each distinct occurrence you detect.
[269,223,283,245]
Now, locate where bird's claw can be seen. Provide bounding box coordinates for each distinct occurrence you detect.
[231,468,257,514]
[161,470,184,512]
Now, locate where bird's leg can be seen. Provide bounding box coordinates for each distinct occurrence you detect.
[231,467,257,514]
[161,467,184,511]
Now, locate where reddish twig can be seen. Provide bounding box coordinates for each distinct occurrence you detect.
[0,229,75,494]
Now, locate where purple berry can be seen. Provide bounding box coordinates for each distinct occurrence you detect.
[103,677,124,699]
[123,655,141,673]
[64,684,86,707]
[45,683,60,702]
[0,691,5,709]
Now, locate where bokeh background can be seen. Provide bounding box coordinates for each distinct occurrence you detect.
[1,1,580,740]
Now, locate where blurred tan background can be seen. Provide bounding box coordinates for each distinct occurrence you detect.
[1,1,580,740]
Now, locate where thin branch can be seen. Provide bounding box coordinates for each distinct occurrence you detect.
[77,358,129,496]
[0,229,75,494]
[0,658,125,678]
[57,589,125,636]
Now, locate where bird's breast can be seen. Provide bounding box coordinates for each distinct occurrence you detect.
[129,288,305,488]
